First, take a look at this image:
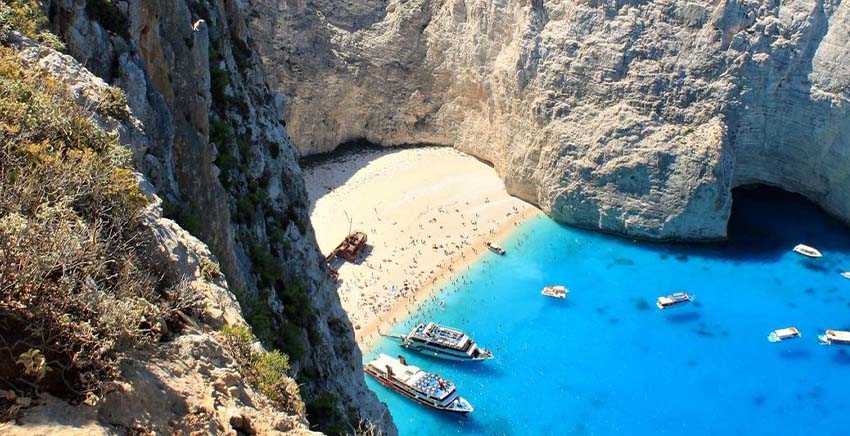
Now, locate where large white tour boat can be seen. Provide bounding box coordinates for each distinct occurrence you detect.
[364,354,474,414]
[384,322,494,362]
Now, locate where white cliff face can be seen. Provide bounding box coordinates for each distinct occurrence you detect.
[247,0,850,240]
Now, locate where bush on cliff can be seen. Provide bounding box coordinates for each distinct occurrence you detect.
[0,44,195,408]
[220,325,305,416]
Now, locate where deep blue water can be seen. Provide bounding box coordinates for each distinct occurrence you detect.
[364,187,850,436]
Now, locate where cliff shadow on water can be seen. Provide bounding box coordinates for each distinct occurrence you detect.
[542,184,850,268]
[649,184,850,264]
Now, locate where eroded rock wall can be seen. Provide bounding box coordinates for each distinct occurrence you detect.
[247,0,850,240]
[43,0,394,434]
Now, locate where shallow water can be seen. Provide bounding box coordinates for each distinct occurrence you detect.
[365,187,850,436]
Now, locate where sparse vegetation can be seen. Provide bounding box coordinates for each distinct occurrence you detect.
[162,199,202,237]
[306,391,349,436]
[0,42,195,406]
[98,86,131,122]
[209,48,231,105]
[0,0,64,50]
[220,325,304,415]
[199,257,221,281]
[249,243,283,288]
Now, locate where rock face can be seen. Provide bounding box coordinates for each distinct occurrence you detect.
[1,32,316,436]
[246,0,850,240]
[39,0,394,434]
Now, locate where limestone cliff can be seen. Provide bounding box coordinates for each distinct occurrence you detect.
[247,0,850,240]
[28,0,393,434]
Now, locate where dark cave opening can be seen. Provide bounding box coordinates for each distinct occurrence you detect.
[724,184,850,259]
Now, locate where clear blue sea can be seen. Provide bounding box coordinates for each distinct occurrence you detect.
[364,187,850,436]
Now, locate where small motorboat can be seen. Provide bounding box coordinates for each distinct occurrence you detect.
[656,292,692,309]
[485,242,506,255]
[793,244,822,258]
[768,327,801,343]
[841,272,850,280]
[541,285,568,299]
[818,329,850,345]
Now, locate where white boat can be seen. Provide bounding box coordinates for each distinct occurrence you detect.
[768,327,801,343]
[793,244,822,258]
[541,285,568,299]
[841,272,850,280]
[656,292,692,309]
[385,322,494,362]
[364,354,474,414]
[485,242,506,255]
[818,329,850,345]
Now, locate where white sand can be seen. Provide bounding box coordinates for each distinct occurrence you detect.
[303,147,538,344]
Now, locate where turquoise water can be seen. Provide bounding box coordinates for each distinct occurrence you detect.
[365,187,850,436]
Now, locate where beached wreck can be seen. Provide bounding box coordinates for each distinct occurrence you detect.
[327,231,368,262]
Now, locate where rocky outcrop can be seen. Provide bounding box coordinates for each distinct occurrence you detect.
[246,0,850,240]
[37,0,394,434]
[0,31,315,436]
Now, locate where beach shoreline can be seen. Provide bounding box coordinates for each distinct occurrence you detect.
[357,206,540,352]
[303,146,539,350]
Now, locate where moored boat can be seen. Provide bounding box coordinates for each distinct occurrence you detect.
[364,354,474,414]
[818,329,850,345]
[384,322,494,362]
[541,285,568,299]
[793,244,822,258]
[768,327,801,342]
[656,292,692,309]
[485,242,506,255]
[841,272,850,280]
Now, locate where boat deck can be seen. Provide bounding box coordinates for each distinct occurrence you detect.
[410,372,454,400]
[409,323,470,351]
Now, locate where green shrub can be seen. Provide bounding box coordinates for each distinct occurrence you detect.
[219,325,303,415]
[210,60,230,104]
[274,320,306,361]
[244,297,275,345]
[249,244,282,288]
[209,117,232,147]
[161,200,202,237]
[306,392,349,436]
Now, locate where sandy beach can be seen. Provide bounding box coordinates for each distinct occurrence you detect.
[303,146,539,345]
